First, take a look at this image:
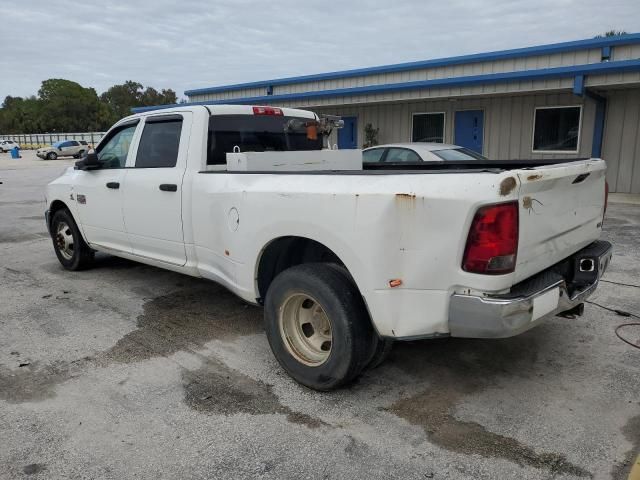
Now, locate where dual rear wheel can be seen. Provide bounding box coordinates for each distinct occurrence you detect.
[264,263,392,391]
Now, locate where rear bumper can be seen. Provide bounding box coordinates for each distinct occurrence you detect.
[449,240,613,338]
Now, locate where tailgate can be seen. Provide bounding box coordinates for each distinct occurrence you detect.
[513,159,606,283]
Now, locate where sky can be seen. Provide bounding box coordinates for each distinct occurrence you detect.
[1,0,639,101]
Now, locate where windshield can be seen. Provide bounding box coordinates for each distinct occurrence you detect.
[53,141,64,148]
[207,114,323,165]
[431,148,487,161]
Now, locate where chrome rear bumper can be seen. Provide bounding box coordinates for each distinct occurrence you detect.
[449,241,613,338]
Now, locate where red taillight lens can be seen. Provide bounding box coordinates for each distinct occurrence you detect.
[462,201,519,275]
[252,106,283,116]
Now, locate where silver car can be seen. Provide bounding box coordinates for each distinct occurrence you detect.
[363,142,488,163]
[37,140,90,160]
[0,140,21,152]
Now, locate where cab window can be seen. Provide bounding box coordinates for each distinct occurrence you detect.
[135,116,183,168]
[96,123,138,169]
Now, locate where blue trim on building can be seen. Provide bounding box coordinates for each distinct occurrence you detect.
[201,59,640,106]
[184,33,640,97]
[133,59,640,113]
[589,92,607,158]
[573,75,585,95]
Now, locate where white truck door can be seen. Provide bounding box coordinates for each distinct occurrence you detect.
[122,112,190,266]
[74,120,140,253]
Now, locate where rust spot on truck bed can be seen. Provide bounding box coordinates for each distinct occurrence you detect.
[499,177,517,196]
[523,196,543,214]
[395,193,416,200]
[527,174,543,181]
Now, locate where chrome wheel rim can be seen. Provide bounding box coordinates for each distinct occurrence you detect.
[279,293,332,366]
[55,221,74,260]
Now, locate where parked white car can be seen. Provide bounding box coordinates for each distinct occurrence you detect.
[0,140,20,152]
[37,140,90,160]
[363,142,488,163]
[44,105,612,390]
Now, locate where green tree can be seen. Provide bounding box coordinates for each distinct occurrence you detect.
[0,78,178,134]
[100,80,144,120]
[38,79,106,132]
[101,81,178,120]
[0,96,43,133]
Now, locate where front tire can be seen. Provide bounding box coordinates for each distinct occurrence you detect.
[264,263,374,391]
[47,152,57,160]
[50,209,94,270]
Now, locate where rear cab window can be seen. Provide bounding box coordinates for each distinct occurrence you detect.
[135,115,183,168]
[207,114,323,165]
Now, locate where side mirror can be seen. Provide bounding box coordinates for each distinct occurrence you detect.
[75,152,101,171]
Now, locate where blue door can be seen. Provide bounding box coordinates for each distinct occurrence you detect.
[338,117,357,149]
[454,110,484,153]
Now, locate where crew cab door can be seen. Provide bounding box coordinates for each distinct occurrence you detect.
[122,112,190,266]
[74,120,140,252]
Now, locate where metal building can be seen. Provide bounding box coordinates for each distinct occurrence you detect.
[184,34,640,194]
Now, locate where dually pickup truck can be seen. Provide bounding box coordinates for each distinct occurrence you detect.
[45,104,612,390]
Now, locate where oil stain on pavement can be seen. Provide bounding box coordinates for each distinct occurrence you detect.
[0,280,326,429]
[387,338,592,478]
[611,415,640,479]
[0,281,261,403]
[103,282,262,363]
[182,357,326,428]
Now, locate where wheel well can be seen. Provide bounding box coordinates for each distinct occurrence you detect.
[256,236,346,303]
[48,200,69,229]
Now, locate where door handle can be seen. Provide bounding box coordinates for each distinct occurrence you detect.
[159,184,178,192]
[106,182,120,189]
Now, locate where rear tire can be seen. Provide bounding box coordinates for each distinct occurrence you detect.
[366,336,394,370]
[264,263,374,391]
[47,152,57,160]
[50,209,94,270]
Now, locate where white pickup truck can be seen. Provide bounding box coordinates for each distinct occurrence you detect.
[45,104,612,390]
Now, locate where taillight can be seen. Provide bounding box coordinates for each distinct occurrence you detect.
[462,201,519,275]
[252,106,283,116]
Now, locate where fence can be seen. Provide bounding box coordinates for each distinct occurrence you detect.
[0,132,106,150]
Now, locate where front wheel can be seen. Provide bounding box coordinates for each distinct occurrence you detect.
[264,263,374,391]
[47,152,57,160]
[50,209,94,270]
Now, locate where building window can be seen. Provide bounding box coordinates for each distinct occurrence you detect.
[533,106,581,153]
[412,113,445,143]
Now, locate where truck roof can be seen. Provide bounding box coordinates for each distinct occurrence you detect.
[121,104,317,123]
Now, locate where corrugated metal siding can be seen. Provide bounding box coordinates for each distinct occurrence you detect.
[313,92,595,161]
[602,88,640,193]
[187,46,632,103]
